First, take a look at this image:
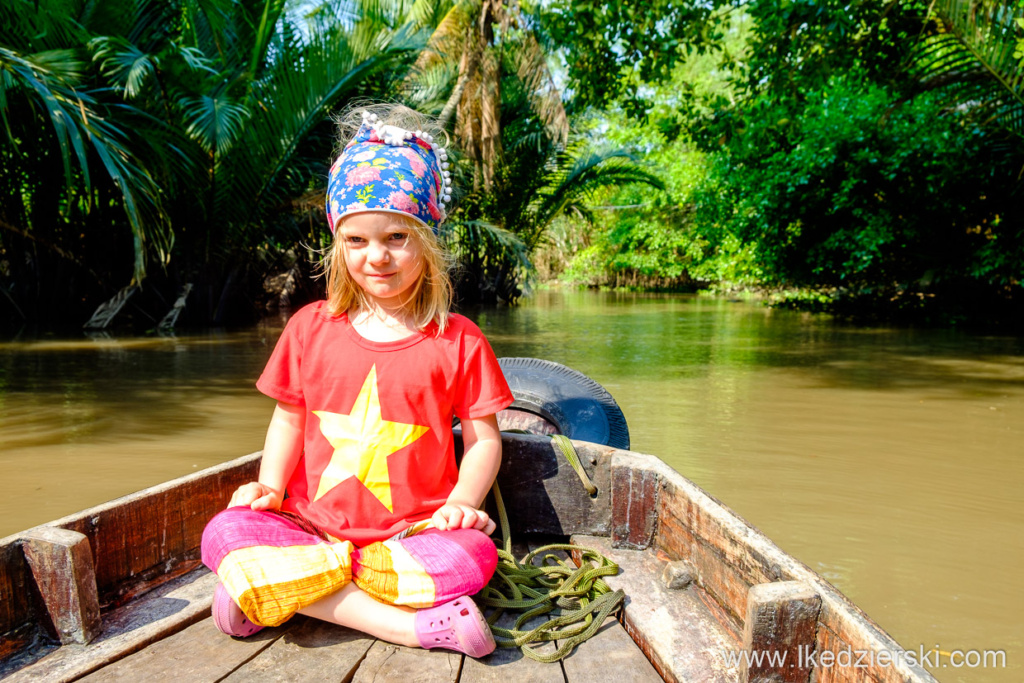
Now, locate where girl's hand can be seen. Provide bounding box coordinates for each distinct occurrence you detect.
[431,503,496,535]
[229,482,284,511]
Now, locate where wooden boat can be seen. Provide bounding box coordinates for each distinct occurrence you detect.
[0,358,938,682]
[0,435,938,682]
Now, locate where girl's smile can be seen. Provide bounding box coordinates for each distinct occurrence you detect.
[339,212,425,312]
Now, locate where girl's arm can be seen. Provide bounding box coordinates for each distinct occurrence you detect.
[432,414,502,534]
[228,401,305,510]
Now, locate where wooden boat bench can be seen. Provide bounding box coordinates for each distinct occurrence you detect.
[0,435,936,682]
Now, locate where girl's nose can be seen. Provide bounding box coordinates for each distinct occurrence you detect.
[368,241,390,264]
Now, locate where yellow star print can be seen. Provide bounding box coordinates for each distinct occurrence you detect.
[312,365,429,511]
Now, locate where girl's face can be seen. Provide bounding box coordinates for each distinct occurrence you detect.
[338,212,425,312]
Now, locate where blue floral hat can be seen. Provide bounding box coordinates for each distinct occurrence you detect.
[326,111,452,233]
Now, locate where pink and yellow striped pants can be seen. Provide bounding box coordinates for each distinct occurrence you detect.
[201,507,498,627]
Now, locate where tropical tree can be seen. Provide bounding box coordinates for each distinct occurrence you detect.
[438,45,664,303]
[0,0,418,328]
[0,1,174,324]
[673,0,1024,324]
[404,0,567,192]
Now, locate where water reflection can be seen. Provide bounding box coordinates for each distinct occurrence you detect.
[0,291,1021,682]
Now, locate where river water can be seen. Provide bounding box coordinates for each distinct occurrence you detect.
[1,290,1020,681]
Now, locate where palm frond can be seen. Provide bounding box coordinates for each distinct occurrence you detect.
[528,149,665,248]
[213,10,418,225]
[90,36,157,98]
[408,0,456,31]
[180,87,250,156]
[912,0,1024,136]
[404,60,458,110]
[0,47,92,191]
[0,42,173,281]
[248,0,288,78]
[515,33,568,146]
[1,0,88,51]
[413,0,476,72]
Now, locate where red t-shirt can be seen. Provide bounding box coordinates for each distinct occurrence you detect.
[256,302,514,546]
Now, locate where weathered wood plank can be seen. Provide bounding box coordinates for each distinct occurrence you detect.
[813,620,889,683]
[350,641,461,683]
[740,581,819,683]
[614,452,936,683]
[4,567,216,682]
[562,617,662,682]
[21,527,101,645]
[78,617,285,682]
[573,534,741,683]
[611,457,658,550]
[460,610,564,683]
[0,536,40,660]
[812,610,924,683]
[54,454,260,610]
[219,616,374,681]
[658,509,755,627]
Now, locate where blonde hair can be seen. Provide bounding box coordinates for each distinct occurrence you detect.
[322,212,454,332]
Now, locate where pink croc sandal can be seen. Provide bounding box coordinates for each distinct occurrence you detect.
[415,596,496,658]
[213,582,264,638]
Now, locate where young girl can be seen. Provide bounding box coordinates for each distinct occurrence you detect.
[200,105,514,658]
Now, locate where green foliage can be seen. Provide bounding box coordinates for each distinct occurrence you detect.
[0,0,418,327]
[444,38,665,304]
[528,0,718,116]
[692,73,1024,296]
[910,0,1024,139]
[556,0,1024,326]
[554,23,755,290]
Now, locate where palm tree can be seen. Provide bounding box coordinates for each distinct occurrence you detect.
[405,0,567,191]
[0,0,174,310]
[395,0,667,303]
[439,45,665,303]
[0,0,419,327]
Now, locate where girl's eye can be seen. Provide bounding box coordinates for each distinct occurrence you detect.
[389,232,407,241]
[346,235,365,244]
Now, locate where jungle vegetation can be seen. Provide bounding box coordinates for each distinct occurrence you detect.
[2,0,1023,330]
[556,0,1024,327]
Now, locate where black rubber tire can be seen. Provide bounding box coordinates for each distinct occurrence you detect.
[497,357,630,450]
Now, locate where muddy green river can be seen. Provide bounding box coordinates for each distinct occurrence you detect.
[1,290,1020,681]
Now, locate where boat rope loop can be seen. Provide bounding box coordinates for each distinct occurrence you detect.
[477,435,625,662]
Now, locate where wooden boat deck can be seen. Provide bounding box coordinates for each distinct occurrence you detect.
[4,547,663,682]
[77,604,660,682]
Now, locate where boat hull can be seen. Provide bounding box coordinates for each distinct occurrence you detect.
[0,435,936,682]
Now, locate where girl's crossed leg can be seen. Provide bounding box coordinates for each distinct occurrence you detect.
[200,507,498,656]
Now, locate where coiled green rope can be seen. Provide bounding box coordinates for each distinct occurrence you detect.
[476,435,626,662]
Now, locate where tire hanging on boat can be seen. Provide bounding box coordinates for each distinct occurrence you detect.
[496,357,630,449]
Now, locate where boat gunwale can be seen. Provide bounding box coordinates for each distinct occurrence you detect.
[0,435,938,682]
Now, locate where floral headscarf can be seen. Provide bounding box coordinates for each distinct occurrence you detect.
[326,112,452,233]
